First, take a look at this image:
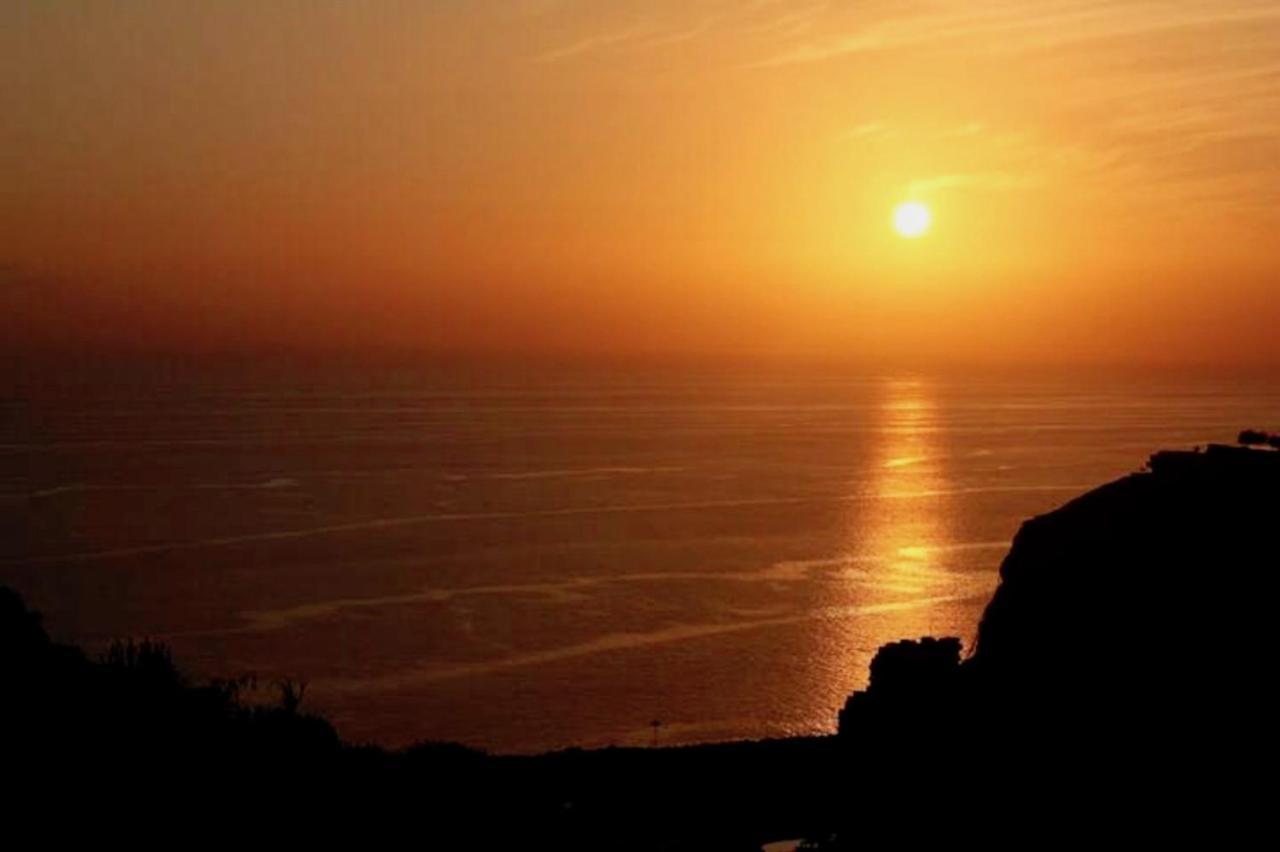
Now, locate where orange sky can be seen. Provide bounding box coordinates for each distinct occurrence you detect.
[4,1,1279,367]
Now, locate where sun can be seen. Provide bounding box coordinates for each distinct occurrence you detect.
[893,201,931,238]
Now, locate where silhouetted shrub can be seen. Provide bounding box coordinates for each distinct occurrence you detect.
[274,677,308,714]
[837,637,962,737]
[101,638,183,689]
[866,636,961,694]
[1238,429,1269,445]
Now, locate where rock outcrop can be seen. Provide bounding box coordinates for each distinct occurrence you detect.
[836,443,1279,834]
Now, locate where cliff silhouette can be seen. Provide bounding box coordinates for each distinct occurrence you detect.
[843,443,1278,726]
[4,441,1277,846]
[833,441,1277,844]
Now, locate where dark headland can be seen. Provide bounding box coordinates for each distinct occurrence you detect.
[4,440,1277,846]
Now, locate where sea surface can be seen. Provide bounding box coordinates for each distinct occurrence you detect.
[2,363,1276,752]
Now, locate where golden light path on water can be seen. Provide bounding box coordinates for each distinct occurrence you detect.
[808,377,994,719]
[867,378,957,622]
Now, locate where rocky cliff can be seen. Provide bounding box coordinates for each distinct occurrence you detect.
[839,443,1279,819]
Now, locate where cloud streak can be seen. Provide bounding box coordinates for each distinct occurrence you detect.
[907,171,1042,197]
[535,21,654,63]
[750,1,1280,67]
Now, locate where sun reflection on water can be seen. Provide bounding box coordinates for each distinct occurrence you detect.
[808,377,988,720]
[862,377,957,621]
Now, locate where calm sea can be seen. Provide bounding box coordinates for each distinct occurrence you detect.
[2,364,1275,752]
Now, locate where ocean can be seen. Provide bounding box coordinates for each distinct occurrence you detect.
[2,363,1275,752]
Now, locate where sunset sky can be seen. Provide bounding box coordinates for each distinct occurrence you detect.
[4,1,1279,366]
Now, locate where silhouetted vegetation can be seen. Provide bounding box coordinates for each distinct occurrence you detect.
[836,636,962,736]
[2,587,341,781]
[1,583,830,847]
[1237,428,1280,449]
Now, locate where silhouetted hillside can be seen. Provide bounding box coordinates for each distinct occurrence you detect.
[1,582,831,847]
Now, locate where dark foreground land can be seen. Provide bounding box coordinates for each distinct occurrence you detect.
[4,442,1278,847]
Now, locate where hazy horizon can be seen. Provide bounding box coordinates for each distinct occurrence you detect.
[5,1,1280,367]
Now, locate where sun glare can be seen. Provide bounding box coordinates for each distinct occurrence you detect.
[893,202,931,238]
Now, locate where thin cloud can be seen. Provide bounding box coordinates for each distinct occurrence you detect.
[907,172,1042,197]
[640,15,719,47]
[843,121,887,139]
[942,122,987,138]
[736,0,830,39]
[535,22,653,63]
[750,1,1280,68]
